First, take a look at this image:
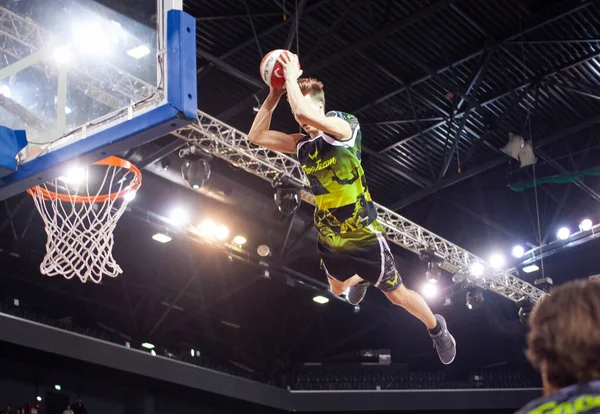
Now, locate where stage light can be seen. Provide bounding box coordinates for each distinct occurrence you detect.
[426,260,441,283]
[62,166,86,185]
[152,233,172,243]
[55,384,61,391]
[65,106,72,115]
[422,282,438,298]
[53,46,72,65]
[0,84,11,98]
[313,295,329,304]
[181,158,211,190]
[142,342,155,349]
[579,218,593,231]
[517,298,533,325]
[470,262,485,277]
[522,264,539,273]
[170,208,190,226]
[512,245,525,258]
[215,225,229,240]
[124,191,137,202]
[127,45,151,59]
[466,288,484,310]
[257,244,271,257]
[197,220,216,237]
[489,253,505,269]
[232,235,247,245]
[151,349,156,356]
[557,227,570,240]
[36,396,42,402]
[72,22,111,57]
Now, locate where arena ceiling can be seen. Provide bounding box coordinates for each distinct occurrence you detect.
[1,0,600,384]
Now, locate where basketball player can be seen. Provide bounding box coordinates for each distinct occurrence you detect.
[247,53,456,364]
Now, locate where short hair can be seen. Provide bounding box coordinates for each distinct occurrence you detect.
[525,279,600,388]
[297,77,325,106]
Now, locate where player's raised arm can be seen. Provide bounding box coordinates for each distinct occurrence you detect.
[246,88,303,154]
[280,53,352,141]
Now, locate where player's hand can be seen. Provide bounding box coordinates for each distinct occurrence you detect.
[278,52,303,82]
[269,86,286,98]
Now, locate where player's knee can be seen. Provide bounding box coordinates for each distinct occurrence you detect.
[385,284,407,307]
[330,283,346,296]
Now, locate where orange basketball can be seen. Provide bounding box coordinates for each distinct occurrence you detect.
[259,49,300,90]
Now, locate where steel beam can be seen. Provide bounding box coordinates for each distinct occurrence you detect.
[284,0,307,51]
[391,113,600,209]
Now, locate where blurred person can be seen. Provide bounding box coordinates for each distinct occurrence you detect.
[2,405,10,414]
[62,404,74,414]
[515,279,600,414]
[71,400,87,414]
[14,409,20,414]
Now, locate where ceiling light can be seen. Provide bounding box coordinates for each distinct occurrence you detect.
[127,45,151,59]
[141,342,155,349]
[422,282,438,298]
[257,244,271,257]
[55,384,61,391]
[470,262,485,277]
[312,295,329,304]
[215,225,229,240]
[522,264,539,273]
[489,253,505,269]
[556,227,570,240]
[197,219,216,237]
[232,235,247,245]
[36,396,42,402]
[150,349,156,356]
[0,85,11,98]
[53,46,72,65]
[512,245,525,258]
[466,288,484,310]
[152,233,172,243]
[124,191,137,202]
[65,106,72,115]
[62,166,86,185]
[169,208,190,227]
[579,218,593,232]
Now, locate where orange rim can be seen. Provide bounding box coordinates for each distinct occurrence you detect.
[26,156,142,203]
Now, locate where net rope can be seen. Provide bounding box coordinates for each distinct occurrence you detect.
[28,162,139,283]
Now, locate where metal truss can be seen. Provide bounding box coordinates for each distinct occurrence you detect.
[0,6,156,110]
[175,111,547,304]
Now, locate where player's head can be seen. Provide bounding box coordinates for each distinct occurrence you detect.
[525,279,600,396]
[297,77,325,133]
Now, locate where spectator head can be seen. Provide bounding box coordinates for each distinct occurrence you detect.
[15,410,20,414]
[525,279,600,396]
[5,405,10,412]
[66,405,71,410]
[76,399,82,405]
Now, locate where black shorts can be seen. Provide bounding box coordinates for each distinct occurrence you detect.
[317,222,402,292]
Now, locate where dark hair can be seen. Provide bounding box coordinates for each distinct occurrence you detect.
[297,77,325,106]
[525,279,600,388]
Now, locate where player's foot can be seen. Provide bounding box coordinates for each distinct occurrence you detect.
[430,314,456,365]
[347,281,369,305]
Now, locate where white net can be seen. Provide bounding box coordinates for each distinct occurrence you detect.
[27,157,141,283]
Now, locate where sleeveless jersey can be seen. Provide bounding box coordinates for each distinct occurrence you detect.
[296,111,378,244]
[514,381,600,414]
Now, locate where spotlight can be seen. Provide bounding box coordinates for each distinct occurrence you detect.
[426,261,441,284]
[152,233,172,243]
[53,46,72,65]
[232,235,247,245]
[522,264,539,273]
[273,175,302,216]
[452,272,466,284]
[556,227,570,240]
[313,295,329,304]
[55,384,61,391]
[180,146,212,190]
[422,282,438,298]
[62,166,86,185]
[169,208,190,227]
[489,253,505,269]
[470,262,485,277]
[151,349,157,356]
[142,342,155,349]
[0,84,11,98]
[511,245,525,258]
[36,396,42,402]
[517,298,533,325]
[127,45,151,59]
[579,218,593,232]
[215,225,229,240]
[257,244,271,257]
[124,191,137,202]
[466,288,483,310]
[197,219,216,237]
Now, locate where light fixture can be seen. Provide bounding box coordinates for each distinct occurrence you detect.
[556,227,570,240]
[215,225,229,240]
[579,218,593,232]
[36,396,42,402]
[466,288,484,310]
[425,260,441,284]
[151,349,156,356]
[72,22,111,57]
[141,342,155,349]
[62,166,86,185]
[169,208,190,227]
[197,220,216,237]
[273,176,302,216]
[55,384,61,391]
[470,262,485,277]
[65,106,72,115]
[512,245,525,259]
[422,282,438,298]
[257,244,271,257]
[152,233,172,243]
[124,191,137,202]
[0,84,11,98]
[313,295,329,304]
[232,235,247,245]
[489,253,505,269]
[180,146,212,190]
[522,264,539,273]
[127,45,151,59]
[190,348,195,357]
[53,46,72,65]
[517,298,533,325]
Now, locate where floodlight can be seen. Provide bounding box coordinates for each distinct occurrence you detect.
[72,22,111,57]
[65,106,72,115]
[466,288,483,310]
[579,218,593,232]
[489,253,505,269]
[53,46,72,65]
[556,227,570,240]
[0,84,11,98]
[522,264,539,273]
[55,384,61,391]
[124,191,137,202]
[36,396,42,402]
[152,233,172,243]
[257,244,271,257]
[169,208,190,226]
[151,349,156,356]
[180,146,212,190]
[313,295,329,304]
[470,262,485,277]
[197,220,216,237]
[142,342,155,349]
[422,282,438,298]
[215,225,229,240]
[63,166,86,185]
[127,45,151,59]
[512,245,525,258]
[232,235,247,245]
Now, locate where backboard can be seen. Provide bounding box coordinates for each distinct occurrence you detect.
[0,0,197,199]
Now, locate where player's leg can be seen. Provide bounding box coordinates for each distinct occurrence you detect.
[327,273,363,296]
[384,283,437,329]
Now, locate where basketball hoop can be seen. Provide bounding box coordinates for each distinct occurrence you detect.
[27,156,142,283]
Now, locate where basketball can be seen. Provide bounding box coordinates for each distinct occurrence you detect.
[259,49,300,90]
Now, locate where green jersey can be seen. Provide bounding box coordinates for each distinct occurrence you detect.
[296,111,378,245]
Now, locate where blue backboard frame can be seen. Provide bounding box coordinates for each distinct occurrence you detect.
[0,8,197,201]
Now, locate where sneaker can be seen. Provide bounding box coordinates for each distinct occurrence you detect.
[430,314,456,365]
[347,281,369,305]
